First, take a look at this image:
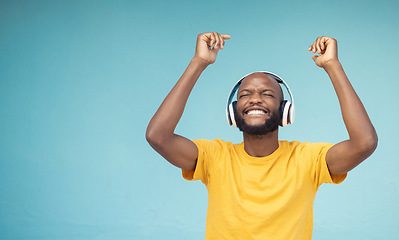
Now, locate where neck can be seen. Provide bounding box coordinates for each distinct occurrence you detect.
[242,129,279,157]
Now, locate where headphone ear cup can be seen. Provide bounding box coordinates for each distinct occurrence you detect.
[280,101,291,127]
[288,104,295,125]
[227,103,232,126]
[229,101,238,127]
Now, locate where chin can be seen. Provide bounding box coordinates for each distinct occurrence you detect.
[237,117,280,135]
[244,117,267,125]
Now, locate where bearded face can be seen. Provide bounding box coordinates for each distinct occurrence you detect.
[234,73,284,135]
[235,106,281,135]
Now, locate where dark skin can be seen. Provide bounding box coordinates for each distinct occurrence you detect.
[146,32,230,171]
[146,33,378,175]
[236,73,283,157]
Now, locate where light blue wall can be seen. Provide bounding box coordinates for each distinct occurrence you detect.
[1,0,398,239]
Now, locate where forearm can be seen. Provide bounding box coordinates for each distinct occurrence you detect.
[146,57,208,144]
[309,36,377,174]
[324,61,378,150]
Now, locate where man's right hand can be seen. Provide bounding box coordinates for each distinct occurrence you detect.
[194,32,231,65]
[147,32,230,171]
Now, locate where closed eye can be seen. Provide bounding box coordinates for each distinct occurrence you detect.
[261,89,275,98]
[262,93,274,97]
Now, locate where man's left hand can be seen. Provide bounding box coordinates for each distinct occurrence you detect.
[308,36,339,68]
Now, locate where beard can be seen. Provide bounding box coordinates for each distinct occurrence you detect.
[235,108,280,135]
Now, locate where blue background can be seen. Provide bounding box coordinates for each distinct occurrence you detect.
[1,0,398,239]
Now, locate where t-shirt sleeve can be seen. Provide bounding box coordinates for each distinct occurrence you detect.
[182,139,217,185]
[307,142,347,187]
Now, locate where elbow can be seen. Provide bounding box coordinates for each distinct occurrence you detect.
[357,131,378,158]
[145,126,167,149]
[367,130,378,154]
[145,127,158,147]
[369,133,378,155]
[145,127,152,143]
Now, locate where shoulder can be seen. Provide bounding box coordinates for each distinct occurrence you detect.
[192,138,236,151]
[279,140,333,154]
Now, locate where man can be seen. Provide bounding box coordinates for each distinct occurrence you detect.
[146,32,378,240]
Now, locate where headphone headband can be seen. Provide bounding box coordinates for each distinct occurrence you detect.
[226,71,295,127]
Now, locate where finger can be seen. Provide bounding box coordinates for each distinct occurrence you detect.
[217,33,224,49]
[200,33,211,48]
[220,34,231,49]
[212,32,219,49]
[221,34,231,40]
[208,33,216,49]
[308,42,316,52]
[310,38,318,53]
[320,36,326,52]
[311,39,317,53]
[316,37,323,54]
[308,43,316,52]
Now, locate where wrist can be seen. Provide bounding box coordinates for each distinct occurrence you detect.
[187,57,209,74]
[192,56,212,68]
[322,59,341,71]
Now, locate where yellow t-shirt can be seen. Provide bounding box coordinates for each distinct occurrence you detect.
[182,139,347,240]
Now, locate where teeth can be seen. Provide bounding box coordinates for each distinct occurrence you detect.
[247,110,266,115]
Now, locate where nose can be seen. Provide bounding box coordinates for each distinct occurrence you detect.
[249,92,262,104]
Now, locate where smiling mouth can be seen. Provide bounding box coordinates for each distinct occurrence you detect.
[244,108,269,117]
[246,109,266,115]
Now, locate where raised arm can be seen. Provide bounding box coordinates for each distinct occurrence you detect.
[308,36,378,175]
[146,32,231,171]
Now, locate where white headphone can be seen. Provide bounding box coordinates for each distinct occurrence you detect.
[226,71,295,128]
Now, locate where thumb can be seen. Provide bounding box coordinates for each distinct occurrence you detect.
[311,55,318,62]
